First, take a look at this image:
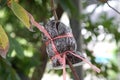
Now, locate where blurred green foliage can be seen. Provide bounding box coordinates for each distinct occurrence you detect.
[0,0,120,80]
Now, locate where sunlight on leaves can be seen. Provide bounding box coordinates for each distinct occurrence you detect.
[0,25,9,58]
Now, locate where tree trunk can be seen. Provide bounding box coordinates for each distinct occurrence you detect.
[70,0,83,80]
[31,44,47,80]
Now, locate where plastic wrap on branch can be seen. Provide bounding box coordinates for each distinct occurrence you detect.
[42,20,85,68]
[42,20,100,80]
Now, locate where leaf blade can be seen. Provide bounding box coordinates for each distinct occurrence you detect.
[0,25,9,58]
[10,1,32,30]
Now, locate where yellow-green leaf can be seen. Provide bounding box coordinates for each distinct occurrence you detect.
[10,1,32,30]
[0,25,9,58]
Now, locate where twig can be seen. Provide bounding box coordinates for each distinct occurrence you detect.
[106,1,120,15]
[50,0,58,21]
[66,57,80,80]
[90,4,99,15]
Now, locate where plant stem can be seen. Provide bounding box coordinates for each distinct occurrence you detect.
[66,57,80,80]
[50,0,58,21]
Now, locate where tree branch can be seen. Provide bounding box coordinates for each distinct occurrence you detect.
[66,57,80,80]
[31,44,47,80]
[106,1,120,15]
[50,0,58,21]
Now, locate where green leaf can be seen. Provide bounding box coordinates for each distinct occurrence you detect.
[0,25,9,58]
[10,1,33,31]
[9,36,24,59]
[0,56,21,80]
